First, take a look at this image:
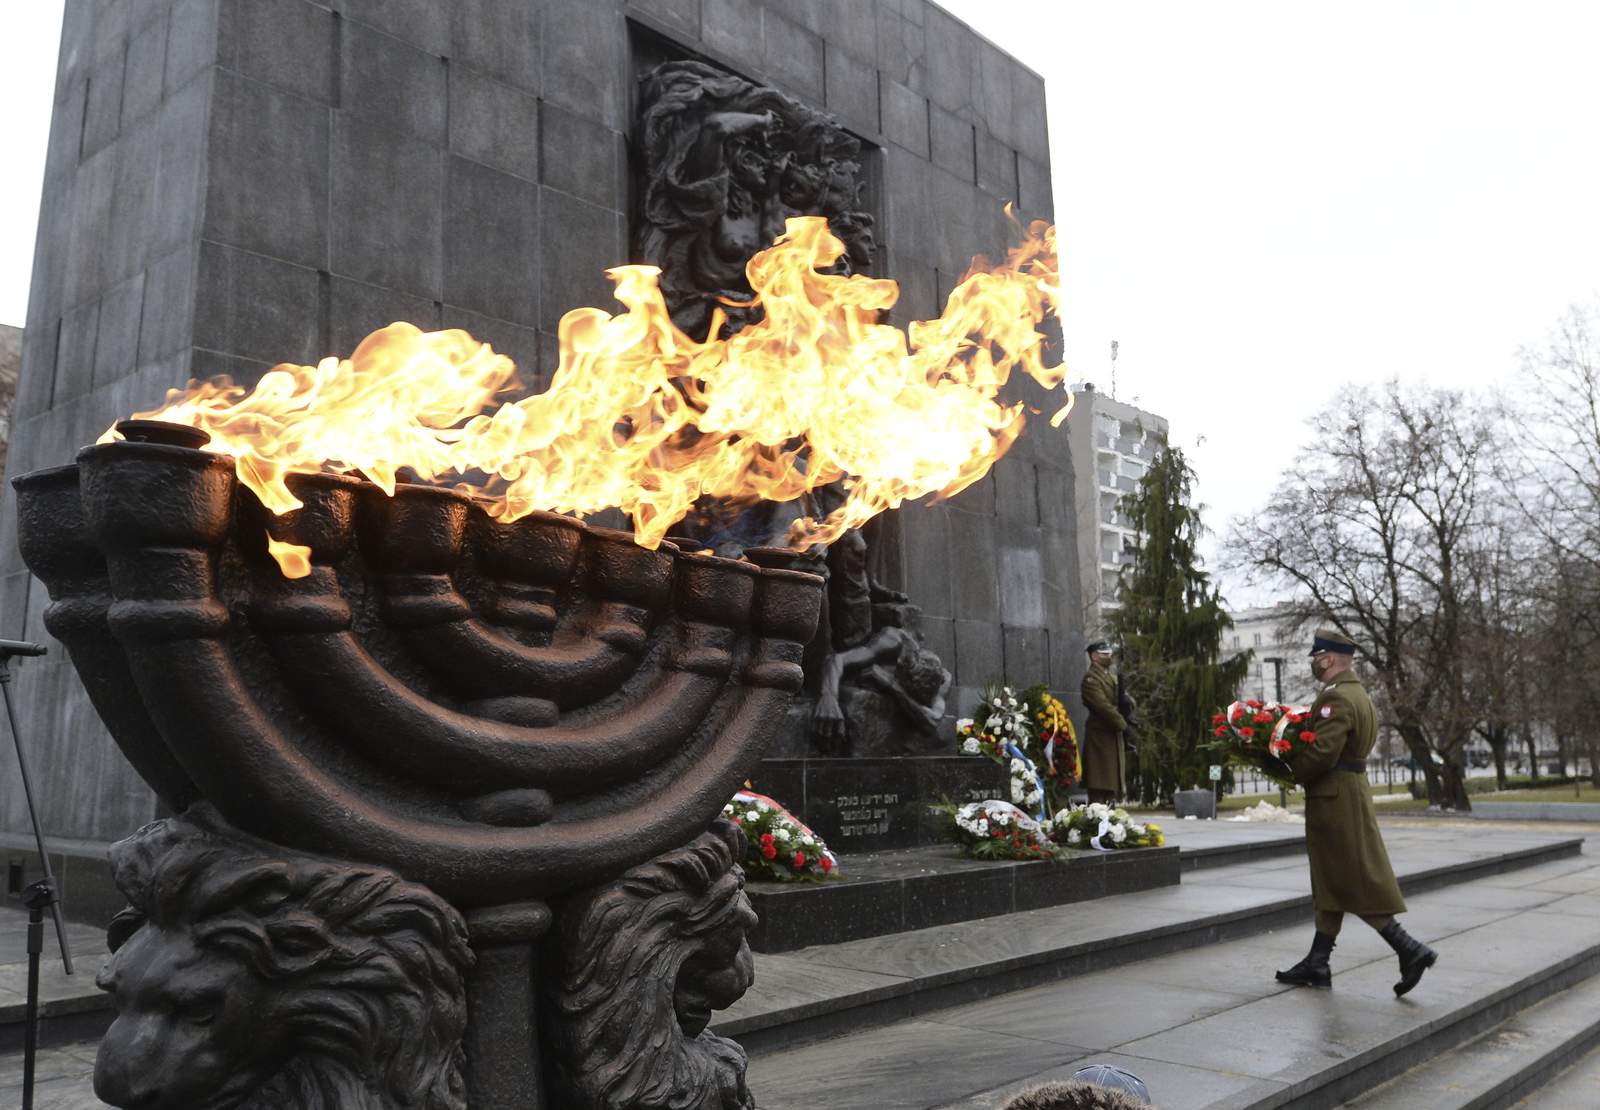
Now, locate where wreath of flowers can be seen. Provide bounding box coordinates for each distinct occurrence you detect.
[1027,685,1080,806]
[1050,802,1164,851]
[1207,699,1316,788]
[954,685,1061,819]
[723,790,839,882]
[931,799,1060,862]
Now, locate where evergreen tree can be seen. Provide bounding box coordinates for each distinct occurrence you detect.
[1108,446,1250,803]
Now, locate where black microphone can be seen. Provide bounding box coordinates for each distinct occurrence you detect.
[0,640,47,658]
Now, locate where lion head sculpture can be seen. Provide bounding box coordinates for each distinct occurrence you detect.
[541,818,758,1110]
[93,804,474,1110]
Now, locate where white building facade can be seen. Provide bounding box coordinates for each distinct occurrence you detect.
[1064,383,1169,641]
[1225,602,1319,707]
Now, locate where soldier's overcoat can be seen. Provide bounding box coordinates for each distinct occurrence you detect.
[1291,670,1406,914]
[1080,663,1127,795]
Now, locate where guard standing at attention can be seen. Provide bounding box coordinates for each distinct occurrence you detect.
[1080,641,1128,804]
[1275,628,1437,995]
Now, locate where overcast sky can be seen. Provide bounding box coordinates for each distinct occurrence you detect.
[5,2,1599,603]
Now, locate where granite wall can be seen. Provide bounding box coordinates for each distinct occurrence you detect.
[0,0,1083,842]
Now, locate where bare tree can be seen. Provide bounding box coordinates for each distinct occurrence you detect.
[1228,382,1493,810]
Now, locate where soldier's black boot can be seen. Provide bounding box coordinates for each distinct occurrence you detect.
[1275,930,1335,988]
[1378,921,1437,997]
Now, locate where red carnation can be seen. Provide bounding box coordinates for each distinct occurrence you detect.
[1299,730,1316,743]
[759,833,774,845]
[1231,707,1246,723]
[1240,726,1255,738]
[1212,712,1226,724]
[820,855,833,873]
[761,844,777,860]
[792,851,807,868]
[1253,712,1272,724]
[1213,725,1227,737]
[1247,699,1263,708]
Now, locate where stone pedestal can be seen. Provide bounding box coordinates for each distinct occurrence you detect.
[1174,788,1218,820]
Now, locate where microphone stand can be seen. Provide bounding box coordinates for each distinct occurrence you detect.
[0,643,74,1110]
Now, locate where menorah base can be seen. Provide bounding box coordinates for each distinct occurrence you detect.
[92,809,757,1110]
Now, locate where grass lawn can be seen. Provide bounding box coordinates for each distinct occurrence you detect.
[1127,780,1418,816]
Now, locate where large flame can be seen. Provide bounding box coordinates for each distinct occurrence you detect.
[107,214,1066,574]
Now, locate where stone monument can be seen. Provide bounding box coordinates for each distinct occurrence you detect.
[1,0,1080,919]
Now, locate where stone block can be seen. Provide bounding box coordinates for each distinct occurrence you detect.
[150,76,210,258]
[205,69,330,270]
[165,0,220,97]
[82,52,125,159]
[822,0,879,59]
[341,19,447,143]
[898,502,952,617]
[929,103,975,183]
[193,241,321,366]
[440,308,543,392]
[1173,789,1217,820]
[994,454,1038,525]
[823,40,878,137]
[627,0,700,41]
[880,76,928,158]
[953,617,1002,691]
[444,157,542,327]
[542,0,627,128]
[336,0,451,56]
[120,12,167,128]
[946,468,995,517]
[139,247,197,364]
[976,127,1016,201]
[1002,623,1048,685]
[106,113,161,285]
[540,102,622,209]
[1037,464,1073,535]
[0,571,29,640]
[950,517,999,622]
[53,300,100,405]
[904,865,1012,930]
[1018,153,1054,221]
[1103,847,1181,894]
[882,144,933,266]
[449,65,541,182]
[46,78,87,182]
[539,190,623,334]
[701,0,764,63]
[91,0,132,63]
[998,543,1045,629]
[922,4,976,115]
[331,117,443,296]
[875,6,925,92]
[763,11,824,101]
[976,40,1016,146]
[92,272,144,391]
[329,276,441,357]
[885,252,936,326]
[801,758,922,852]
[450,0,543,95]
[189,347,274,390]
[1014,65,1049,154]
[216,0,335,103]
[14,319,60,422]
[746,878,905,952]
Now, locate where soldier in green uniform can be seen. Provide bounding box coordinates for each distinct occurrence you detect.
[1275,628,1438,995]
[1080,641,1128,804]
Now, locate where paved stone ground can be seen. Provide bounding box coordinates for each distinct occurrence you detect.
[746,844,1600,1109]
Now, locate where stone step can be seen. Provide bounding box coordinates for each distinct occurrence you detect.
[1513,1039,1600,1109]
[718,830,1582,1055]
[747,822,1310,952]
[743,848,1600,1110]
[1346,971,1600,1109]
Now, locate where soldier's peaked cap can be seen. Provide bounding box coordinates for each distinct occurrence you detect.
[1085,640,1114,655]
[1309,627,1357,655]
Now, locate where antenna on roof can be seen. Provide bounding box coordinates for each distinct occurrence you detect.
[1110,339,1119,400]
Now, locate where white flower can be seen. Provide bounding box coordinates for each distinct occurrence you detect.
[723,804,734,815]
[993,809,1012,826]
[962,737,981,754]
[1110,824,1127,843]
[1067,829,1084,845]
[1088,803,1108,819]
[956,717,974,732]
[745,810,761,822]
[976,819,989,835]
[1010,758,1028,774]
[1130,823,1146,836]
